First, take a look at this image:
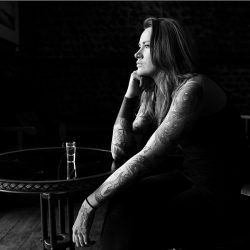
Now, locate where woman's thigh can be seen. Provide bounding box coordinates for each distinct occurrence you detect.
[100,171,196,249]
[105,170,193,215]
[100,170,238,249]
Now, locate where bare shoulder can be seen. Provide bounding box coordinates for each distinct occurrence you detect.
[187,74,220,88]
[171,75,204,111]
[178,74,216,96]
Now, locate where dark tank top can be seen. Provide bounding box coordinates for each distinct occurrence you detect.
[179,99,248,193]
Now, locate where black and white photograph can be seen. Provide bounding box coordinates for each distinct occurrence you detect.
[0,1,250,250]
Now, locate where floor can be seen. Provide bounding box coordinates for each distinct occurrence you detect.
[0,192,106,250]
[1,192,249,250]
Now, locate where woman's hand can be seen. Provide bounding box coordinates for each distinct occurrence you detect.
[72,199,96,247]
[125,71,154,98]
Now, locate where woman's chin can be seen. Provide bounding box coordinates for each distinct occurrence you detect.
[137,69,147,77]
[137,68,156,78]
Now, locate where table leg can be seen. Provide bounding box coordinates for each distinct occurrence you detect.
[58,198,65,234]
[67,195,74,250]
[48,193,57,249]
[40,193,48,250]
[40,192,75,250]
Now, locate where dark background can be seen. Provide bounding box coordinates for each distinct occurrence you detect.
[1,1,250,151]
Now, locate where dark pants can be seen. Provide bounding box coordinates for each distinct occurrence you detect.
[99,170,241,250]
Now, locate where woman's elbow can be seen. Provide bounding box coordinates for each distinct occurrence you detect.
[111,144,129,162]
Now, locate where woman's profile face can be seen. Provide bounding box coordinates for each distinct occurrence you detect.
[135,27,157,77]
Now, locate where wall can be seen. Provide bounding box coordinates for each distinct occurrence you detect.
[1,1,250,149]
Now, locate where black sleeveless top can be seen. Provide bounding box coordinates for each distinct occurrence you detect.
[179,99,248,194]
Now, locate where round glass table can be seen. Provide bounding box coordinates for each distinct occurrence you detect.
[0,146,113,250]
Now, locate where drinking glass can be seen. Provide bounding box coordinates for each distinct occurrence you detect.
[65,141,77,179]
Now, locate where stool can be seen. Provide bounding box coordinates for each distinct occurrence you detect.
[40,192,75,250]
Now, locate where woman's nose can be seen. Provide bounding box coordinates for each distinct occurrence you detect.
[134,49,143,59]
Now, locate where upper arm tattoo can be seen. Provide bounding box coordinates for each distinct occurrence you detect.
[154,81,203,147]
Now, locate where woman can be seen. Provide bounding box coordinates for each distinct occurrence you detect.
[73,17,247,249]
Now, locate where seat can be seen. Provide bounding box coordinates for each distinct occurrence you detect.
[167,115,250,250]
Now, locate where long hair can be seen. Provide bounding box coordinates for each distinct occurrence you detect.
[140,17,195,126]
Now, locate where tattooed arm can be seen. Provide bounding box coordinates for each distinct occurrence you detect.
[111,72,155,163]
[111,98,154,163]
[91,80,203,206]
[73,80,203,246]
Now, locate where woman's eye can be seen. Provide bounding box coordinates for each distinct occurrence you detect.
[138,44,150,50]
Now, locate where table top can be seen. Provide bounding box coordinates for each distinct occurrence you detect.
[0,147,113,194]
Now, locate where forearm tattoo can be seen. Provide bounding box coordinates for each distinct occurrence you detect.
[111,117,134,160]
[94,153,152,204]
[111,110,153,160]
